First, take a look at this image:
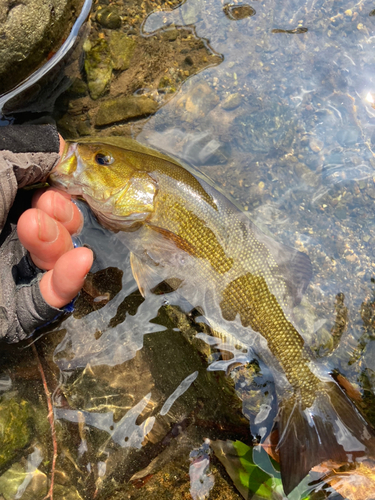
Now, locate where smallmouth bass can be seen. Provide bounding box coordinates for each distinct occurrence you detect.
[50,137,375,495]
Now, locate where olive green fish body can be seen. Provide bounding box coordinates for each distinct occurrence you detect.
[138,171,318,402]
[50,138,375,495]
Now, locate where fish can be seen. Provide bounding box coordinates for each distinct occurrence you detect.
[49,136,375,495]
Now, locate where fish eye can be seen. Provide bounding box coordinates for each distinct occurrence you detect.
[95,152,115,166]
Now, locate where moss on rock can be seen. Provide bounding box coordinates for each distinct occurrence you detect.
[0,398,32,469]
[84,39,113,100]
[95,96,158,127]
[109,32,137,71]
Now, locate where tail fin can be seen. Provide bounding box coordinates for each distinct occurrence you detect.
[277,381,375,496]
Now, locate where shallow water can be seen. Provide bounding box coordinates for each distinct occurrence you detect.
[3,0,375,498]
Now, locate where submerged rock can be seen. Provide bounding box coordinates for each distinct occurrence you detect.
[175,82,220,123]
[84,39,113,100]
[109,32,136,71]
[0,398,31,469]
[223,3,256,20]
[222,93,242,110]
[65,78,88,97]
[0,0,84,95]
[57,113,80,139]
[95,96,158,126]
[96,7,122,29]
[0,462,46,500]
[74,267,123,318]
[158,75,176,93]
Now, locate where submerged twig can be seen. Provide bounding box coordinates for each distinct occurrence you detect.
[31,342,57,500]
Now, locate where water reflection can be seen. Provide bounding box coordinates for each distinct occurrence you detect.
[189,440,214,500]
[55,393,155,449]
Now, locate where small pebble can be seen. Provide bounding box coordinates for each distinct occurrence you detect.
[222,93,241,110]
[309,137,323,153]
[96,7,122,29]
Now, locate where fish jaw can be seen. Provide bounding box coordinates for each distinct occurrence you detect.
[49,142,85,196]
[48,141,158,231]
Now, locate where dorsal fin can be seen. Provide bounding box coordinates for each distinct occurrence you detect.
[252,225,312,306]
[276,247,312,307]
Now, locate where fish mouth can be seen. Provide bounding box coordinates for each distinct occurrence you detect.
[48,171,82,195]
[48,172,82,195]
[49,143,83,195]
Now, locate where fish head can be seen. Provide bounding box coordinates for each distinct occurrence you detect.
[49,141,158,231]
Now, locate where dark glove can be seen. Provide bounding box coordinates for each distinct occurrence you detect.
[0,124,62,342]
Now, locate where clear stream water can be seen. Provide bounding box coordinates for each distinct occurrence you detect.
[2,0,375,498]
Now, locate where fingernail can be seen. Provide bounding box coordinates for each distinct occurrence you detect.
[37,210,59,242]
[53,192,74,223]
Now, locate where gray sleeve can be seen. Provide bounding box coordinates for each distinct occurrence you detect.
[0,150,59,232]
[0,225,62,342]
[0,124,60,153]
[0,147,62,342]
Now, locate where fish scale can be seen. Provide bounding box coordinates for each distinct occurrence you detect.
[155,181,320,408]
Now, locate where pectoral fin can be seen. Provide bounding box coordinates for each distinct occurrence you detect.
[130,252,162,298]
[130,251,186,298]
[129,229,189,298]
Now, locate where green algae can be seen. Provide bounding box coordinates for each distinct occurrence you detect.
[0,398,32,470]
[95,96,158,126]
[109,32,136,71]
[96,7,122,30]
[84,39,113,100]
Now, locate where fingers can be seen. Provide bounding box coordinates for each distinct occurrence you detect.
[18,208,74,270]
[32,188,83,235]
[19,179,93,309]
[39,247,93,308]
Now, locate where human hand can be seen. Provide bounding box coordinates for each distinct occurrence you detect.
[17,188,93,309]
[17,189,93,309]
[16,136,93,310]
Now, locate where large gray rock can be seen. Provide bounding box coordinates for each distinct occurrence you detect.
[0,0,84,95]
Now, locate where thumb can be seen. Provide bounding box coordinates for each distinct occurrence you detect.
[39,247,93,308]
